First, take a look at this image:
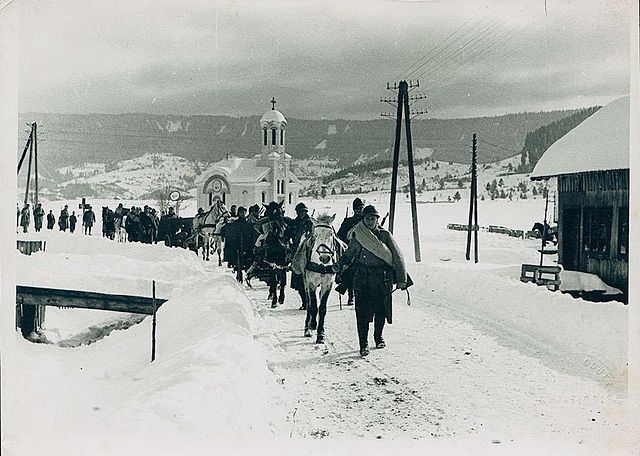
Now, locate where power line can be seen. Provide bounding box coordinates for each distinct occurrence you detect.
[399,18,479,80]
[478,138,522,155]
[429,15,580,104]
[407,20,503,83]
[412,21,505,84]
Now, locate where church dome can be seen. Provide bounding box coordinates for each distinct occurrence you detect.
[260,109,287,128]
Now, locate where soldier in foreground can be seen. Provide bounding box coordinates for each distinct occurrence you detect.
[334,205,407,357]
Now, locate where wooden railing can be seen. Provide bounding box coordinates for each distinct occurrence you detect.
[520,264,561,291]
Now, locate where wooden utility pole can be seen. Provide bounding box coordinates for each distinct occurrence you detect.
[151,280,157,362]
[388,84,404,232]
[33,123,38,205]
[381,80,426,262]
[25,129,34,206]
[402,84,421,262]
[465,134,479,263]
[17,123,39,206]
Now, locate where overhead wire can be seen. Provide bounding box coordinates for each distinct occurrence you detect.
[398,17,476,79]
[402,18,491,81]
[405,19,504,83]
[410,20,504,83]
[430,15,580,104]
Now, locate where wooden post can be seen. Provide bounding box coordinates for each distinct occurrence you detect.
[33,123,38,205]
[80,197,86,222]
[151,280,157,362]
[402,85,421,262]
[473,134,479,263]
[24,133,33,206]
[388,81,404,233]
[466,138,475,260]
[539,190,550,268]
[17,130,33,174]
[466,134,479,262]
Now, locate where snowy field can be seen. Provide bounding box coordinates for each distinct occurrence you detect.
[3,194,635,455]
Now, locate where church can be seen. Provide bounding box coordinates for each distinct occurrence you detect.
[195,101,302,213]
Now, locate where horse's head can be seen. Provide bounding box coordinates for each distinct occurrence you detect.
[264,201,284,221]
[308,213,338,265]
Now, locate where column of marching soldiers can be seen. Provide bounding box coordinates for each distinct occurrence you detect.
[16,198,365,307]
[18,197,410,356]
[17,202,96,235]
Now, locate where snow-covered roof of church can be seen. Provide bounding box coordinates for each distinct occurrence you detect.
[195,157,270,184]
[530,96,629,180]
[260,109,287,127]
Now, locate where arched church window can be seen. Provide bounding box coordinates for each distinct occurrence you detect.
[271,128,276,145]
[262,192,266,203]
[263,129,267,146]
[209,193,213,206]
[288,193,292,204]
[280,129,284,145]
[222,192,226,204]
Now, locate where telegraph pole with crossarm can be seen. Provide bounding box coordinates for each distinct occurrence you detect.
[381,80,427,262]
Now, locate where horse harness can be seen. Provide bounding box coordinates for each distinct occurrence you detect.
[304,224,340,275]
[196,206,227,230]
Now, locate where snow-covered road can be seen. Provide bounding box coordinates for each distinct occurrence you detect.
[245,273,627,447]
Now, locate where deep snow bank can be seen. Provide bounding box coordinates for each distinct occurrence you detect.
[409,259,627,390]
[4,233,288,452]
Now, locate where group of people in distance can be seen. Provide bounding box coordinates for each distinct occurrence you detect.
[217,197,409,357]
[17,196,409,357]
[17,202,96,235]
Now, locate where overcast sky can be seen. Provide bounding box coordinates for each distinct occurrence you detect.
[14,0,632,119]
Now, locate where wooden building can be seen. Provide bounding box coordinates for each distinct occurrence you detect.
[530,96,629,296]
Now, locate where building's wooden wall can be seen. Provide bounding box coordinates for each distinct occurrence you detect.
[557,169,629,293]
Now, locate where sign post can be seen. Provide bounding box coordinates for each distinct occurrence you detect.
[169,190,181,217]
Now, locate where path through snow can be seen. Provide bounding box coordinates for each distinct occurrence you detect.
[244,275,628,448]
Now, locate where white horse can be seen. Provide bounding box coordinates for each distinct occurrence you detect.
[292,213,345,343]
[115,214,127,243]
[193,201,228,263]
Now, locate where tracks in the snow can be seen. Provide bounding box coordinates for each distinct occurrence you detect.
[247,284,451,439]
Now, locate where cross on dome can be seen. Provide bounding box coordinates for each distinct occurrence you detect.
[271,97,276,110]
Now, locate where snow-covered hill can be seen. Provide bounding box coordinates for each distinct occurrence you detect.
[55,153,200,199]
[18,150,549,211]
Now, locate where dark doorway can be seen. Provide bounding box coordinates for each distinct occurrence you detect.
[562,207,581,270]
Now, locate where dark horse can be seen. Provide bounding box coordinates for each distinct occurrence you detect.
[102,207,116,240]
[247,201,290,308]
[532,222,558,246]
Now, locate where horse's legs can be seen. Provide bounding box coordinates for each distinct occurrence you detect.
[316,286,330,342]
[269,271,278,308]
[303,286,314,336]
[305,287,318,332]
[277,269,286,304]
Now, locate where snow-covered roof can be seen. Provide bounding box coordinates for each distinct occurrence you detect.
[260,109,287,128]
[195,157,270,184]
[530,96,629,180]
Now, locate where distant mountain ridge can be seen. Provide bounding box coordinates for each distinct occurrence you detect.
[19,109,583,171]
